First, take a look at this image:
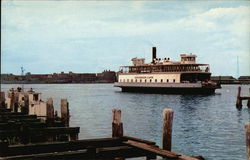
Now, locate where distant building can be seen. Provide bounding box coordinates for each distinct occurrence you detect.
[1,70,117,84]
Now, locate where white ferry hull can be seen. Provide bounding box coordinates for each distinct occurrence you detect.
[114,82,219,94]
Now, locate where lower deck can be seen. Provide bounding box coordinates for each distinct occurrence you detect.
[114,82,219,94]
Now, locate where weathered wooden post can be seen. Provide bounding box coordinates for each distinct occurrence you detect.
[19,94,29,114]
[247,88,250,108]
[112,109,123,138]
[46,98,54,119]
[61,99,69,127]
[0,91,5,108]
[162,108,174,151]
[246,123,250,160]
[236,86,242,108]
[46,98,55,141]
[112,109,125,160]
[10,89,15,111]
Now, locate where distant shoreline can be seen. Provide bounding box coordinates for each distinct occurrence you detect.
[1,81,249,85]
[0,81,115,84]
[1,73,250,85]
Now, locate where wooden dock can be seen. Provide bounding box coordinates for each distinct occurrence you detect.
[0,89,204,160]
[0,136,203,160]
[0,107,79,145]
[0,107,204,160]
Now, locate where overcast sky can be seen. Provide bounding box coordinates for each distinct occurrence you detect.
[1,0,250,77]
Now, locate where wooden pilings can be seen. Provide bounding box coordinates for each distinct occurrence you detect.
[236,86,242,108]
[112,109,123,138]
[10,89,15,112]
[46,98,54,119]
[247,88,250,108]
[236,87,250,109]
[162,108,174,151]
[0,91,5,108]
[246,123,250,160]
[61,99,69,127]
[1,106,204,159]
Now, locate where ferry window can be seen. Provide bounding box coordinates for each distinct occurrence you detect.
[145,79,147,82]
[123,79,125,82]
[135,79,137,82]
[173,79,175,83]
[140,79,142,83]
[127,79,129,82]
[167,79,169,82]
[161,79,163,83]
[150,79,152,82]
[155,79,157,83]
[131,79,133,82]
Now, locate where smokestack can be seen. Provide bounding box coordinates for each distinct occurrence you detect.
[152,47,156,63]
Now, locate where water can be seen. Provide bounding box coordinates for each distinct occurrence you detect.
[1,84,250,160]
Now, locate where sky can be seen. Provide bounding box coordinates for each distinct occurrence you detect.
[1,0,250,77]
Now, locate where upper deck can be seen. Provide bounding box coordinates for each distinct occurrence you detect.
[119,47,210,74]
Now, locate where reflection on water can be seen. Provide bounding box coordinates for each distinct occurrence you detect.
[1,84,250,160]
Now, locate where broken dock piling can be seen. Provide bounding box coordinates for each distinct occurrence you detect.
[236,86,250,109]
[162,108,174,151]
[0,88,79,145]
[112,109,123,138]
[246,123,250,160]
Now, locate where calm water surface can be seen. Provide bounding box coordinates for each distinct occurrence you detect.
[1,84,250,160]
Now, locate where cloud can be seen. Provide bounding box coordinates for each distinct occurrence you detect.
[2,1,249,39]
[1,1,250,75]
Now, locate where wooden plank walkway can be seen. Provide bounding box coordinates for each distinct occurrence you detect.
[124,140,202,160]
[124,140,179,159]
[0,137,203,160]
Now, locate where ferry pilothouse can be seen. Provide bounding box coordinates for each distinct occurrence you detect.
[114,47,221,94]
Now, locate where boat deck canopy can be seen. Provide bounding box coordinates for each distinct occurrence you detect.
[120,63,210,73]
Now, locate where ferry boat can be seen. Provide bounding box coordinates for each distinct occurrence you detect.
[114,47,221,94]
